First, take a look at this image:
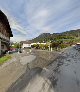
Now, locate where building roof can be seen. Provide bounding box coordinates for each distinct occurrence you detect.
[0,10,13,37]
[20,41,31,44]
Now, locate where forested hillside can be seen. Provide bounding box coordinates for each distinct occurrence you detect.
[31,29,80,43]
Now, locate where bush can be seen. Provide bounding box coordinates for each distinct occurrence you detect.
[31,44,49,50]
[31,44,40,49]
[59,43,69,49]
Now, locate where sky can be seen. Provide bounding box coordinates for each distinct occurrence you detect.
[0,0,80,42]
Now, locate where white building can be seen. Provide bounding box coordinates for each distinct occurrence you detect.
[31,42,46,45]
[21,41,31,48]
[21,41,47,49]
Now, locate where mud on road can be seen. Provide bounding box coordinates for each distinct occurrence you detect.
[0,50,59,92]
[1,47,80,92]
[6,47,80,92]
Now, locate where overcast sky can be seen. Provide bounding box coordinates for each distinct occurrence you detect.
[0,0,80,42]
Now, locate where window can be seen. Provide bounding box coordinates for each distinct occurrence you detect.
[1,45,4,49]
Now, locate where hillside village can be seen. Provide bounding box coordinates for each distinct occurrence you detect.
[0,1,80,92]
[10,29,80,52]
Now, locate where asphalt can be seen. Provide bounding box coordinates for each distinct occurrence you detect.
[0,52,37,92]
[20,55,36,65]
[6,47,80,92]
[1,47,80,92]
[41,47,80,92]
[6,67,42,92]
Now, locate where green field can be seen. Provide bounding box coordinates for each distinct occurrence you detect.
[0,55,12,65]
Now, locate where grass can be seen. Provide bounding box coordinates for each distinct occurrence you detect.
[0,55,12,65]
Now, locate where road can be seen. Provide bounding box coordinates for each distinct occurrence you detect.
[1,47,80,92]
[0,53,36,92]
[20,55,36,65]
[42,47,80,92]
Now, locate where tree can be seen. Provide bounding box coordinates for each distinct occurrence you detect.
[11,43,21,49]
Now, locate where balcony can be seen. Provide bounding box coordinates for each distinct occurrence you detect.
[0,32,9,41]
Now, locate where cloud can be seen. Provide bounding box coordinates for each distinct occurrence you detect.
[10,36,27,42]
[1,0,80,41]
[33,9,49,19]
[26,9,50,29]
[25,0,80,34]
[24,0,70,34]
[0,8,27,35]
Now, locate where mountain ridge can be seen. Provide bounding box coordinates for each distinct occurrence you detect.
[30,29,80,42]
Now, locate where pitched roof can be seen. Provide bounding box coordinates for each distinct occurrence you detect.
[20,41,31,44]
[0,10,13,37]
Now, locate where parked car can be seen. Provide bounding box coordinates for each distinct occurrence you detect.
[75,43,80,50]
[7,48,18,54]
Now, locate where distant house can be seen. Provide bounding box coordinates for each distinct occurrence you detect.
[21,40,47,49]
[21,41,31,48]
[0,10,13,55]
[31,42,46,45]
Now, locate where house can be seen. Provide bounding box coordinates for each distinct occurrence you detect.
[31,42,46,45]
[0,10,13,55]
[21,40,47,49]
[21,41,31,48]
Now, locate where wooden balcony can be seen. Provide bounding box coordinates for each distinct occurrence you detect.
[0,32,9,41]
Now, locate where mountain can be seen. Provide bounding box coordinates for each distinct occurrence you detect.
[62,29,80,37]
[30,29,80,42]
